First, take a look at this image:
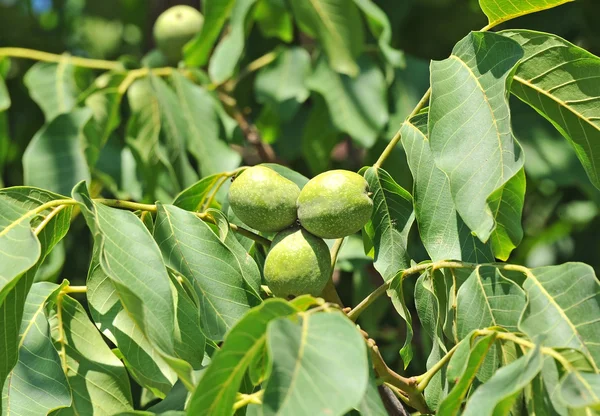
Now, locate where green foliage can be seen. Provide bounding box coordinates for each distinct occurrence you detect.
[1,0,600,415]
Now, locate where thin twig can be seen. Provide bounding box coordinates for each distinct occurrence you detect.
[0,47,121,70]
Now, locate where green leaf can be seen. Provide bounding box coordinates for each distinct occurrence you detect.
[73,184,195,387]
[301,96,339,175]
[519,263,600,371]
[187,299,298,415]
[254,0,294,42]
[2,282,71,416]
[437,334,497,416]
[307,56,387,148]
[387,272,414,368]
[462,345,543,416]
[559,371,600,409]
[262,311,368,416]
[488,168,525,260]
[479,0,573,28]
[48,294,133,415]
[0,64,9,111]
[289,0,364,76]
[352,0,403,66]
[502,30,600,190]
[0,187,72,410]
[153,204,261,341]
[401,113,494,262]
[23,61,79,121]
[363,167,414,281]
[171,72,240,176]
[184,0,236,67]
[456,266,526,380]
[209,0,258,84]
[87,259,177,397]
[23,109,92,196]
[355,365,387,416]
[255,47,311,122]
[429,32,524,242]
[172,173,224,212]
[83,89,123,168]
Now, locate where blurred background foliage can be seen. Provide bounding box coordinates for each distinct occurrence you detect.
[1,0,600,381]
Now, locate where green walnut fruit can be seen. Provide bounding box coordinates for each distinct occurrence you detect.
[153,5,203,64]
[228,165,300,233]
[264,227,331,298]
[297,170,373,239]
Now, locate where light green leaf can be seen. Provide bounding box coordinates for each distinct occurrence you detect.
[87,259,177,397]
[402,113,494,262]
[290,0,363,76]
[23,109,92,196]
[307,56,387,148]
[154,204,261,341]
[172,173,224,212]
[438,334,497,416]
[502,30,600,190]
[429,32,524,242]
[356,365,387,416]
[23,61,79,121]
[73,184,195,387]
[171,72,240,176]
[48,294,133,415]
[0,61,9,111]
[462,345,543,416]
[262,311,368,416]
[2,282,71,416]
[187,299,298,415]
[456,266,526,380]
[255,47,311,121]
[559,371,600,409]
[488,168,525,260]
[209,0,258,84]
[254,0,293,42]
[184,0,236,67]
[479,0,573,28]
[519,263,600,371]
[83,89,123,168]
[364,167,414,281]
[352,0,403,66]
[0,187,72,410]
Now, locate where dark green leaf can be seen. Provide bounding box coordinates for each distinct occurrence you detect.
[262,311,368,415]
[254,0,293,42]
[301,95,339,175]
[429,32,524,242]
[172,173,224,212]
[83,89,123,168]
[187,299,298,415]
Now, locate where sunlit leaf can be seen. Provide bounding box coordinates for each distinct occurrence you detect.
[429,32,524,242]
[519,263,600,371]
[187,299,298,415]
[172,174,224,212]
[1,282,71,416]
[254,0,293,42]
[48,294,133,415]
[154,204,261,340]
[289,0,364,76]
[307,56,387,148]
[503,30,600,190]
[23,109,92,196]
[402,113,494,262]
[353,0,403,66]
[462,345,543,416]
[479,0,573,28]
[262,311,368,415]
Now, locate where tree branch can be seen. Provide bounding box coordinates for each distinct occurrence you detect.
[0,47,121,70]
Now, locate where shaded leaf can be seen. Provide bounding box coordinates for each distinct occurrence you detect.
[402,113,494,262]
[519,263,600,371]
[254,0,293,42]
[262,311,368,416]
[83,88,123,168]
[23,109,92,196]
[308,56,387,148]
[353,0,403,66]
[503,30,600,190]
[364,167,414,281]
[1,282,71,416]
[429,32,524,242]
[559,371,600,409]
[479,0,573,28]
[24,61,79,121]
[301,96,339,175]
[209,0,258,84]
[290,0,364,76]
[187,299,298,415]
[387,272,414,368]
[154,204,261,340]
